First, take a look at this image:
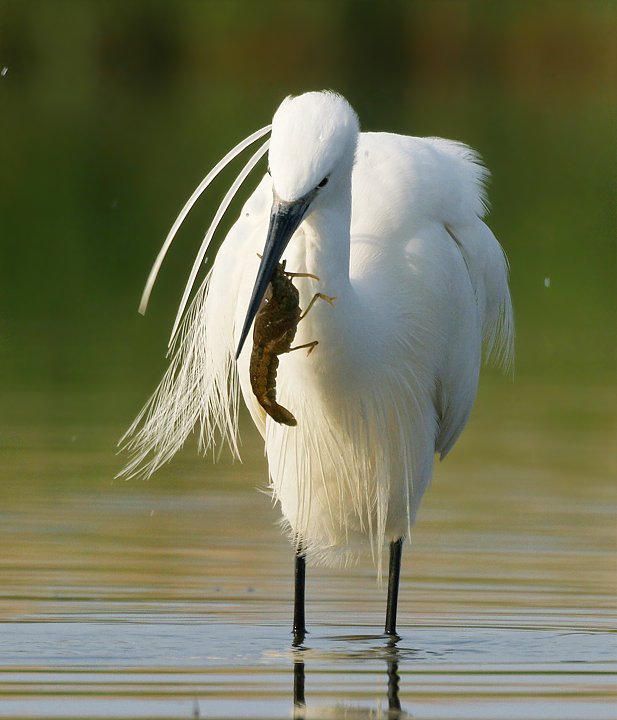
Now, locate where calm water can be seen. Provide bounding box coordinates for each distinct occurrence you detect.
[1,381,614,718]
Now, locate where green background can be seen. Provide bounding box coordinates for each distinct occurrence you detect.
[0,0,614,451]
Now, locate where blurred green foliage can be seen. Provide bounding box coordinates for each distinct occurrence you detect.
[0,0,614,421]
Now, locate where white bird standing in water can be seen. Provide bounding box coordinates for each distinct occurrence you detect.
[121,91,513,645]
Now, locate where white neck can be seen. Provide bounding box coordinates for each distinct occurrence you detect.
[293,173,353,292]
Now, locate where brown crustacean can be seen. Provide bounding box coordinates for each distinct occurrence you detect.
[249,260,335,426]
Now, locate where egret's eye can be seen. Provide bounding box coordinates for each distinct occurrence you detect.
[317,177,329,188]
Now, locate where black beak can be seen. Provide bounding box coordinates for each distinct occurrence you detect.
[235,194,313,359]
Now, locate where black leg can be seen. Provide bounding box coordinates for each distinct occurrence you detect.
[293,547,306,646]
[385,538,403,636]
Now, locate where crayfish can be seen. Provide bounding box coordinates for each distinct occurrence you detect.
[249,260,335,426]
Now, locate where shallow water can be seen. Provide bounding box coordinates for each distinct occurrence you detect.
[1,382,615,718]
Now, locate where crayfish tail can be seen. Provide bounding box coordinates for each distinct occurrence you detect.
[259,396,297,426]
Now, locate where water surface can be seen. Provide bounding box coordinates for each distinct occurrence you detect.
[1,382,614,719]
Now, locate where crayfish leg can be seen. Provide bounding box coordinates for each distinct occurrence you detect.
[289,340,318,356]
[299,293,336,320]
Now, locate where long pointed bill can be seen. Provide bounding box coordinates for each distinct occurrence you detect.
[235,194,313,359]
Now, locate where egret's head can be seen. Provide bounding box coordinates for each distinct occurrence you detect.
[268,91,359,203]
[236,91,359,359]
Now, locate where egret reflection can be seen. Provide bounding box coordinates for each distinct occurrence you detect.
[292,637,407,719]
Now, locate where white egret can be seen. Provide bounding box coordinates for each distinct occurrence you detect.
[121,91,514,645]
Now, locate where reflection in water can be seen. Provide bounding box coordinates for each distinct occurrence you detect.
[387,658,402,715]
[293,658,306,710]
[293,637,407,719]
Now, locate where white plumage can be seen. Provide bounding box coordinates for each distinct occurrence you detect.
[121,91,513,576]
